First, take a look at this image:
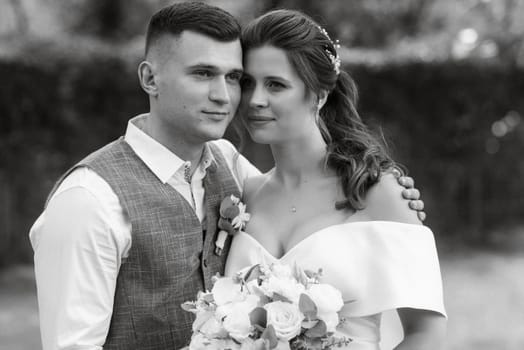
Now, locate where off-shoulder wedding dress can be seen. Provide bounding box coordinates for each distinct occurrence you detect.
[225,221,447,350]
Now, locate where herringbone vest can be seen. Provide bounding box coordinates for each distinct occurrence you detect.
[48,138,241,349]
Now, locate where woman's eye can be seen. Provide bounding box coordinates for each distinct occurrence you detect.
[267,81,285,89]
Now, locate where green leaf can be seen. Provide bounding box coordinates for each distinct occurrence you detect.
[258,294,271,305]
[262,324,278,349]
[272,292,292,303]
[253,338,271,350]
[304,269,317,279]
[217,218,234,232]
[249,307,267,328]
[222,205,240,219]
[219,196,235,216]
[202,294,214,304]
[243,264,262,282]
[299,293,317,320]
[305,319,327,338]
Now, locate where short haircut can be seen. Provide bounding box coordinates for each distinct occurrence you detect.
[145,2,241,55]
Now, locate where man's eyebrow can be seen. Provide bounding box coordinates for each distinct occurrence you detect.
[186,64,243,74]
[186,64,217,71]
[230,68,244,75]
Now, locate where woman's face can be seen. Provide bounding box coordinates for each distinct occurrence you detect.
[240,45,318,144]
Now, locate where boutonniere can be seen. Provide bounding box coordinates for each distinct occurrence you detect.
[214,195,250,256]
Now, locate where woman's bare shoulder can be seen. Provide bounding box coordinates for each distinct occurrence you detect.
[361,173,422,225]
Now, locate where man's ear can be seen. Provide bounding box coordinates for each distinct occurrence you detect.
[138,61,158,97]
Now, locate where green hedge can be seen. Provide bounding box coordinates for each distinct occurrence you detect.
[350,62,524,239]
[1,57,523,266]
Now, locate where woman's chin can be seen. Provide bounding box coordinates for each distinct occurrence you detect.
[247,130,274,145]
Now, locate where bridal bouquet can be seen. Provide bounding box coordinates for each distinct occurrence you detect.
[182,262,351,349]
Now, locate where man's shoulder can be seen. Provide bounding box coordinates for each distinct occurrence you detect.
[51,166,116,204]
[80,138,126,166]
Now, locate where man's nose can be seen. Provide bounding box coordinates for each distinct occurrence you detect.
[209,77,230,105]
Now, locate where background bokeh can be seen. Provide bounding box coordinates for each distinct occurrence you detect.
[0,0,523,349]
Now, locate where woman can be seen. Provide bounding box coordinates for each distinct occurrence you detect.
[225,9,447,350]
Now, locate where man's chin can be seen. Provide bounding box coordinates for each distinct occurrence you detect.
[198,128,228,142]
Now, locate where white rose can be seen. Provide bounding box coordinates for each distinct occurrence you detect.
[261,275,306,304]
[212,277,244,306]
[222,307,252,342]
[217,294,259,342]
[264,301,304,341]
[216,294,259,319]
[305,284,344,314]
[305,284,344,333]
[197,314,228,339]
[188,333,209,350]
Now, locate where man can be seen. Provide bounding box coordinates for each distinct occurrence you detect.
[30,2,424,349]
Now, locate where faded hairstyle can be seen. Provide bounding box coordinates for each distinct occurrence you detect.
[145,2,241,55]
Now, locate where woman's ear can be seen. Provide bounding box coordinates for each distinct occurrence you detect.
[317,90,329,110]
[138,61,158,97]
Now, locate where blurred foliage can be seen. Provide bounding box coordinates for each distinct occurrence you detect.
[262,0,524,65]
[350,61,524,238]
[0,56,147,267]
[262,0,431,47]
[1,56,523,266]
[1,0,523,266]
[57,0,163,41]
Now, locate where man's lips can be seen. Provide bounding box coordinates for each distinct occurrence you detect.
[202,111,229,116]
[202,111,230,120]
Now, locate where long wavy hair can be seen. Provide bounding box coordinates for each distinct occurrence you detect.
[242,9,399,210]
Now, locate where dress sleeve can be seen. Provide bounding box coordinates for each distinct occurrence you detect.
[336,222,447,318]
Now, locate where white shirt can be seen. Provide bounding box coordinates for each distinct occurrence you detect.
[29,114,261,350]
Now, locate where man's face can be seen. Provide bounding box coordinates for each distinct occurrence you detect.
[152,31,243,144]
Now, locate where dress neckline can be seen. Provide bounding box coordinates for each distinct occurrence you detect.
[237,220,428,260]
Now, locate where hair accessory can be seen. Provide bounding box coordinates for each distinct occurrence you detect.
[317,26,341,75]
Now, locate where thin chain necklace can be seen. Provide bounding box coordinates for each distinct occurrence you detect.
[287,179,309,214]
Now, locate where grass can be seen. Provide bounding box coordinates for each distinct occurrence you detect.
[441,249,524,350]
[1,248,523,349]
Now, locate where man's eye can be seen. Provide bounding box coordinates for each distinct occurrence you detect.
[227,73,242,82]
[194,70,212,77]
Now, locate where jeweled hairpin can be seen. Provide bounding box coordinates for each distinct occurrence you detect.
[317,25,341,75]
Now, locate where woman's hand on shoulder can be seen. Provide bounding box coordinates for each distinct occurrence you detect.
[362,173,422,225]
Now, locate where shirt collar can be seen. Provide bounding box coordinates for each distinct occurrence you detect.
[124,114,216,183]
